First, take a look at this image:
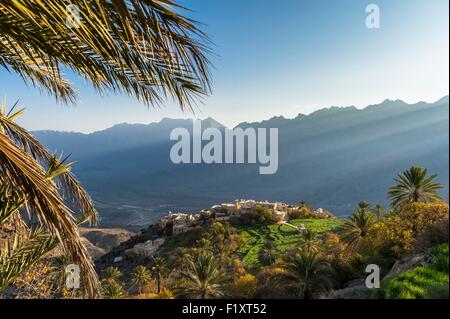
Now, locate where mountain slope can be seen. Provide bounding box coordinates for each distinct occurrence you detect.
[33,97,449,227]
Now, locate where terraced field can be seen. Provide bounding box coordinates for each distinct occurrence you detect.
[236,218,344,267]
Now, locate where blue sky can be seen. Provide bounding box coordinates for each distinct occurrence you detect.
[1,0,448,133]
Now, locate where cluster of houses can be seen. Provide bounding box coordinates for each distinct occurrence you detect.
[156,199,291,235]
[112,199,331,263]
[158,211,204,235]
[210,199,289,222]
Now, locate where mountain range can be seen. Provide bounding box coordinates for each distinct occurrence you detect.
[33,96,449,228]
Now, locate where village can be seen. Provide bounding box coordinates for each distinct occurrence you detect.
[119,199,331,260]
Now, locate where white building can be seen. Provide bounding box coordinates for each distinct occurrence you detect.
[125,238,166,257]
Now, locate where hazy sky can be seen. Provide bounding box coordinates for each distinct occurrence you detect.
[1,0,448,133]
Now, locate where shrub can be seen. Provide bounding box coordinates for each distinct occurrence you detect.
[377,203,448,257]
[232,274,257,298]
[288,207,314,219]
[254,267,289,298]
[233,207,280,225]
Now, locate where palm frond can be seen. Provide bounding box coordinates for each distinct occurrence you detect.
[0,0,212,109]
[0,227,57,291]
[0,113,98,225]
[0,129,99,297]
[388,166,443,209]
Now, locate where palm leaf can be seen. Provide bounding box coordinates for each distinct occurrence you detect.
[0,0,212,109]
[0,227,58,291]
[0,129,99,297]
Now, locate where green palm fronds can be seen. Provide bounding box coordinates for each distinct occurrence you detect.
[175,252,225,299]
[0,0,212,299]
[102,281,127,299]
[0,227,58,291]
[278,248,332,299]
[0,0,212,109]
[342,209,375,252]
[102,266,122,285]
[388,166,443,209]
[131,265,151,294]
[0,103,100,297]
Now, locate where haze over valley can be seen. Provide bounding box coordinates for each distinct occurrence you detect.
[34,96,449,228]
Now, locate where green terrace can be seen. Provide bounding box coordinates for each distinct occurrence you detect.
[236,218,344,267]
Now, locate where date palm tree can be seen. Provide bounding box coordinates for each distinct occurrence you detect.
[172,247,190,271]
[260,240,278,266]
[131,265,152,295]
[102,280,127,299]
[0,0,212,297]
[302,229,319,252]
[278,248,332,299]
[388,166,443,209]
[151,256,167,294]
[175,252,225,299]
[101,266,122,285]
[0,106,98,295]
[341,208,375,252]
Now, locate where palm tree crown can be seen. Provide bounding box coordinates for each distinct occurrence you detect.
[102,266,122,285]
[279,248,332,299]
[342,207,375,252]
[131,265,151,294]
[175,252,225,299]
[388,166,443,209]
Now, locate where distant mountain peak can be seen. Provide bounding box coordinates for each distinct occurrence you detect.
[434,95,449,105]
[309,105,358,117]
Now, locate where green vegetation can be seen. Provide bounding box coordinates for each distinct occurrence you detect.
[0,0,211,298]
[161,231,201,254]
[377,244,449,299]
[388,166,443,209]
[174,252,226,299]
[237,218,343,267]
[3,165,448,299]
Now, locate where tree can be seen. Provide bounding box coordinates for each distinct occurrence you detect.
[232,274,257,299]
[373,204,385,221]
[0,0,212,297]
[388,166,443,209]
[175,252,225,299]
[358,201,370,211]
[131,265,151,294]
[172,247,190,271]
[157,288,175,299]
[342,208,376,252]
[0,1,211,108]
[102,266,122,285]
[376,203,449,256]
[102,281,127,299]
[0,118,98,295]
[260,240,279,266]
[278,248,332,299]
[302,229,319,252]
[152,257,167,294]
[101,266,126,299]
